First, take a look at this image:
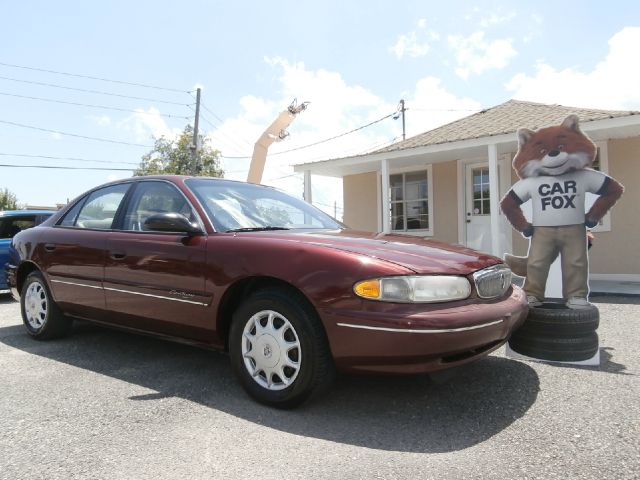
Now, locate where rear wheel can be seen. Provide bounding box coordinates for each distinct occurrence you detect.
[229,287,334,408]
[21,271,72,340]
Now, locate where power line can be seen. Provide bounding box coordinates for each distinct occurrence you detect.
[0,152,139,165]
[188,101,255,153]
[268,112,396,156]
[187,105,252,153]
[217,112,397,161]
[314,200,343,211]
[0,75,190,106]
[192,94,257,146]
[200,102,227,125]
[0,163,134,171]
[200,101,255,144]
[0,91,191,119]
[0,119,153,147]
[264,172,302,182]
[0,61,189,93]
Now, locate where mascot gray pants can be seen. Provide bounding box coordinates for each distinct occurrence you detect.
[524,224,589,300]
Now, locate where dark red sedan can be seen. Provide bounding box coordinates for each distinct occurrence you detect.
[6,176,527,407]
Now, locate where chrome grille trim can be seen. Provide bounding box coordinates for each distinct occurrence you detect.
[473,265,512,299]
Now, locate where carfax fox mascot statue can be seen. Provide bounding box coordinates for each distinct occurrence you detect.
[500,114,624,309]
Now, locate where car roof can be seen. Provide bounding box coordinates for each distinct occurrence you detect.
[0,210,56,217]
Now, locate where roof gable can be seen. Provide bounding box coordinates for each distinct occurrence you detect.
[374,99,639,154]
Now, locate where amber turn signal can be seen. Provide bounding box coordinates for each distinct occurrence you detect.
[353,279,381,299]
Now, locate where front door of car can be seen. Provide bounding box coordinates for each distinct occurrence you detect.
[42,183,132,319]
[103,181,211,339]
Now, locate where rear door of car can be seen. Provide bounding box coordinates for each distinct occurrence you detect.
[103,180,211,339]
[40,183,131,319]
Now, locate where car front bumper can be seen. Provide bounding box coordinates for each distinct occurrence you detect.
[321,286,528,374]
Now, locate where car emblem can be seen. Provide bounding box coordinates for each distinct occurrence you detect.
[263,344,272,358]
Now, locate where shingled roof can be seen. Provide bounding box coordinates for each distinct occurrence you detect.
[373,99,640,154]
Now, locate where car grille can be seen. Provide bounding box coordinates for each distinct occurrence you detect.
[473,265,512,299]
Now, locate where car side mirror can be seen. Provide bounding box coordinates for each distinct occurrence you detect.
[143,213,202,235]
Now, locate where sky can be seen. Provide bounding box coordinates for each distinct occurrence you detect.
[1,0,639,219]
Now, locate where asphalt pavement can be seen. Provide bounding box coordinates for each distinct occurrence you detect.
[1,294,638,480]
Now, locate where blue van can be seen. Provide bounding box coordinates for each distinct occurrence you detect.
[0,210,54,292]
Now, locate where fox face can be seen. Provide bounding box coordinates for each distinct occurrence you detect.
[512,114,597,178]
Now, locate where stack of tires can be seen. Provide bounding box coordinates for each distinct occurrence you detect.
[508,302,599,362]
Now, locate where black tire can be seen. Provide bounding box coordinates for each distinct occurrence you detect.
[229,287,335,409]
[515,302,599,336]
[509,331,599,362]
[20,271,72,340]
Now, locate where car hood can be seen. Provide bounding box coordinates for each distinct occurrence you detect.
[240,229,502,275]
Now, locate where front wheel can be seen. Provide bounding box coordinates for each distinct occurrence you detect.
[229,288,334,408]
[21,271,72,340]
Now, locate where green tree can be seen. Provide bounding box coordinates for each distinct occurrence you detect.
[0,187,18,210]
[134,124,224,177]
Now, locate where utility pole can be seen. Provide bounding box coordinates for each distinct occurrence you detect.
[190,87,201,175]
[400,99,406,141]
[394,99,407,141]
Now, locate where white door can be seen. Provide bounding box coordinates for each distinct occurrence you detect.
[465,162,492,253]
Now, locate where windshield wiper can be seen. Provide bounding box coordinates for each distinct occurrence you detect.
[225,226,290,233]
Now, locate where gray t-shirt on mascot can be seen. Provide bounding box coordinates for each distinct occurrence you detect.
[510,169,607,226]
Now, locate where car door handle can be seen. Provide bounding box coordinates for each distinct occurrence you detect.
[44,243,56,252]
[110,252,126,260]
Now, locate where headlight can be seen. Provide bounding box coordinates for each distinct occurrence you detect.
[354,275,471,303]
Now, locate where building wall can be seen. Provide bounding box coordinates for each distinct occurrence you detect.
[343,171,379,232]
[588,137,640,275]
[432,161,459,244]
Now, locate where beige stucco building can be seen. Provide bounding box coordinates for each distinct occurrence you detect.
[294,100,640,283]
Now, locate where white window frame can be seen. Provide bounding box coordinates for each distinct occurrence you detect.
[386,165,434,237]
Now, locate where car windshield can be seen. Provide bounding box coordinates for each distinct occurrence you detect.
[185,178,342,232]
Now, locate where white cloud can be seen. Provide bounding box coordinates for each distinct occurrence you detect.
[506,27,640,110]
[448,31,517,79]
[479,11,516,28]
[204,58,484,219]
[89,115,112,127]
[405,77,483,137]
[118,107,181,143]
[389,20,440,60]
[205,58,402,215]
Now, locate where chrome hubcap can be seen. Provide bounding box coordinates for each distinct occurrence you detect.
[241,310,301,391]
[25,281,48,329]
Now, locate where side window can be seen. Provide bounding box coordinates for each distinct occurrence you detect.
[0,216,36,239]
[59,199,86,227]
[123,181,197,231]
[72,184,130,230]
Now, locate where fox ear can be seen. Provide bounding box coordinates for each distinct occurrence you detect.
[517,128,535,147]
[561,114,581,131]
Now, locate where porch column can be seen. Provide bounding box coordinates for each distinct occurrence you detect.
[381,158,390,232]
[303,170,312,204]
[488,143,501,256]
